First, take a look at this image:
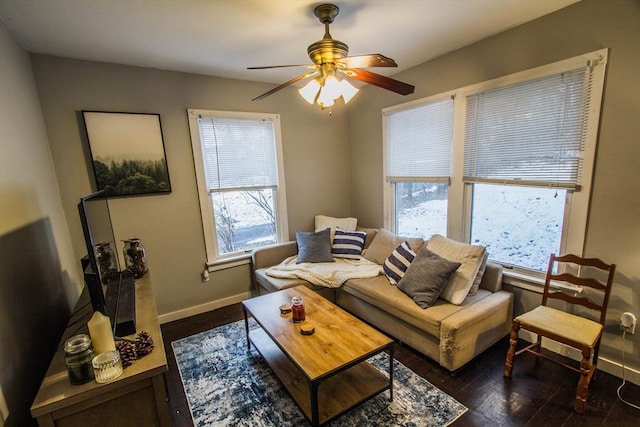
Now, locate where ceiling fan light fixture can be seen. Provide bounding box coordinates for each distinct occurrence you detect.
[298,74,359,108]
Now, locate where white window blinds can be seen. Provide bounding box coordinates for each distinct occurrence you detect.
[386,98,454,182]
[463,66,593,189]
[197,117,278,192]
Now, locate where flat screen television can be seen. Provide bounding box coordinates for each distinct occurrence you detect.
[77,191,136,336]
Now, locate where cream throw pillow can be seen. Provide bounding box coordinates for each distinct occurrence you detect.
[426,234,487,305]
[315,215,357,241]
[363,228,424,265]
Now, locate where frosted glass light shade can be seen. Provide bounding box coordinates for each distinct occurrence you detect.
[299,79,321,104]
[340,79,359,104]
[317,85,336,108]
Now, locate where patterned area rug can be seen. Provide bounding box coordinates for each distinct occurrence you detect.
[172,320,467,426]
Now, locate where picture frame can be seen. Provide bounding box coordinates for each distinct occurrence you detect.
[82,111,171,197]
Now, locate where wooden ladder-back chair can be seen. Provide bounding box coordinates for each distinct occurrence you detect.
[503,253,616,414]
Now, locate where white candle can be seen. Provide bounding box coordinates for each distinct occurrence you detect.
[87,311,116,354]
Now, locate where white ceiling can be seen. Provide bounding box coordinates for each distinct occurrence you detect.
[0,0,580,86]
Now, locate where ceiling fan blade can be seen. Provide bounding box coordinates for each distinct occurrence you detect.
[252,71,319,102]
[346,68,415,95]
[337,54,398,68]
[247,64,314,70]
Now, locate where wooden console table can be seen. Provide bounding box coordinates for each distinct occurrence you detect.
[31,274,169,427]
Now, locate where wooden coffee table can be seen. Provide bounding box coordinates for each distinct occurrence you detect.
[242,285,394,426]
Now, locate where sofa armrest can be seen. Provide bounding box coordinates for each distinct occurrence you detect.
[440,290,513,370]
[479,262,503,293]
[251,241,298,270]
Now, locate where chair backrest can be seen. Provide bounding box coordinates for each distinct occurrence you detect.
[541,253,616,326]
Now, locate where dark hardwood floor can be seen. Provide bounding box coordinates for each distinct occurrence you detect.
[160,303,639,426]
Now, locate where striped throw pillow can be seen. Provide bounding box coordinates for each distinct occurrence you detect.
[331,229,367,259]
[383,241,416,285]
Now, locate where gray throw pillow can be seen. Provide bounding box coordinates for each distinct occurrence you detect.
[296,228,335,263]
[397,246,461,308]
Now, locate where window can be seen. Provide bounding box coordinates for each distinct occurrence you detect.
[384,96,454,239]
[383,49,607,277]
[188,110,288,267]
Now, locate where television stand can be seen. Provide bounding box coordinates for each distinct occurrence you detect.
[31,273,169,426]
[105,272,136,336]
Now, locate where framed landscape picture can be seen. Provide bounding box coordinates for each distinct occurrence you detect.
[82,111,171,197]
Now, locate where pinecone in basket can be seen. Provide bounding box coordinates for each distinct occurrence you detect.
[116,340,138,368]
[135,331,155,358]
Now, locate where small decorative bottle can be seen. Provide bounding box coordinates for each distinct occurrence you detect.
[64,334,95,385]
[291,296,305,323]
[95,242,117,283]
[123,238,148,278]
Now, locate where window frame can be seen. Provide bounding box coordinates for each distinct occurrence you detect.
[382,92,456,235]
[188,109,289,270]
[383,49,608,282]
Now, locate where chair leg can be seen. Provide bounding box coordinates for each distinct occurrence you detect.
[532,336,543,368]
[575,348,594,414]
[504,320,520,377]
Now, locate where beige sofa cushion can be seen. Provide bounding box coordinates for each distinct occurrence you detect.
[363,228,424,265]
[356,227,378,249]
[427,234,486,305]
[340,275,492,338]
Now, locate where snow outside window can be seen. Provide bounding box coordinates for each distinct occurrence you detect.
[188,110,288,266]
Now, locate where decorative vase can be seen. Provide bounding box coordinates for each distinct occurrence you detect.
[95,242,117,283]
[123,238,148,278]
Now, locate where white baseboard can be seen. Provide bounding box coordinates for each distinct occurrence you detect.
[158,291,252,325]
[518,330,640,386]
[598,356,640,387]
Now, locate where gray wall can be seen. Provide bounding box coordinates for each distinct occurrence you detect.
[30,56,352,319]
[348,0,640,374]
[0,21,79,427]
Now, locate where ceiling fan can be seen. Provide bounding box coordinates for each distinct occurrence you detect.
[248,3,415,108]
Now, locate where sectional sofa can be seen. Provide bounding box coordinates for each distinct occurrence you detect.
[251,223,514,371]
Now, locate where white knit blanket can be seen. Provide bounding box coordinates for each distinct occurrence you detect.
[266,255,383,288]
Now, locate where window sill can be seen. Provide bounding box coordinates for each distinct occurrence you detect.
[206,253,251,272]
[502,269,582,294]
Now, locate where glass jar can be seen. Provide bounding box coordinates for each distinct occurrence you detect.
[123,238,148,278]
[95,242,117,283]
[64,334,95,385]
[291,296,305,323]
[92,350,124,383]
